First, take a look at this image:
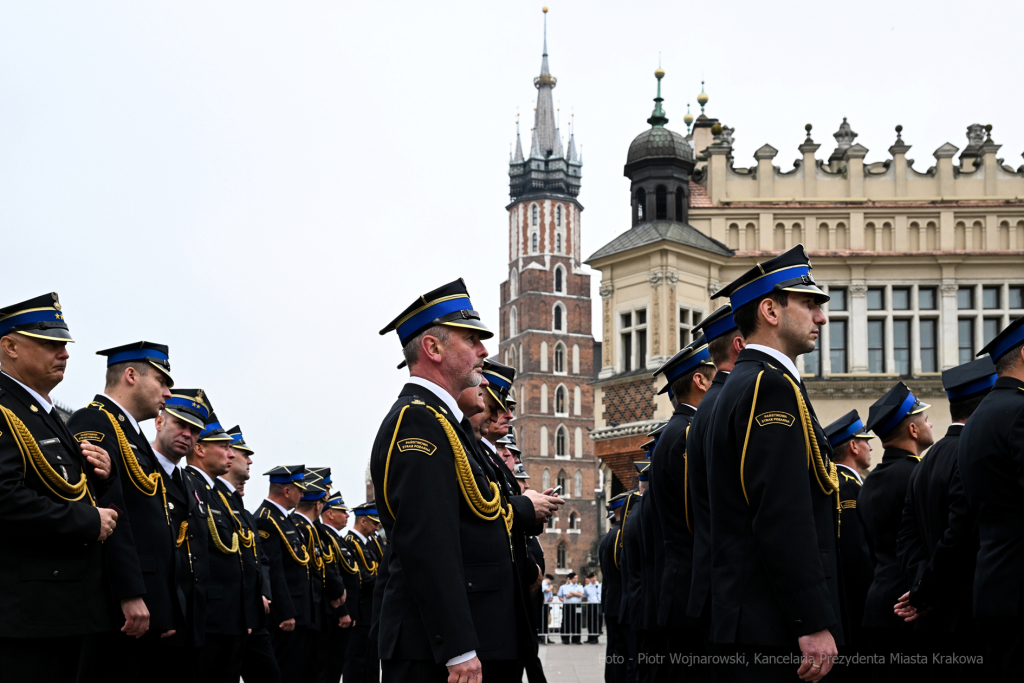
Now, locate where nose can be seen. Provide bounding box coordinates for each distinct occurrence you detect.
[476,340,489,359]
[162,387,172,400]
[812,304,828,325]
[57,345,70,360]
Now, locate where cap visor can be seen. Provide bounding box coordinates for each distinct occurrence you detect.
[909,402,931,415]
[442,318,494,339]
[200,433,234,442]
[231,444,255,454]
[781,284,830,304]
[486,386,509,413]
[149,361,174,387]
[16,329,75,343]
[164,407,206,430]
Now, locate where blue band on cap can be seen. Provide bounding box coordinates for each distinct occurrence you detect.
[355,508,378,516]
[301,490,326,501]
[200,421,225,437]
[107,348,169,366]
[662,346,712,386]
[729,265,811,310]
[608,497,626,511]
[829,419,867,447]
[638,472,649,481]
[703,312,738,342]
[397,296,473,345]
[988,324,1024,362]
[269,472,305,484]
[947,373,998,400]
[666,385,674,400]
[165,396,210,419]
[876,393,918,436]
[0,309,67,337]
[230,433,244,443]
[322,475,332,486]
[483,371,512,391]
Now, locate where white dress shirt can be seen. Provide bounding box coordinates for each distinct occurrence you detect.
[153,448,182,478]
[745,344,801,383]
[100,393,140,434]
[406,376,464,423]
[265,498,292,517]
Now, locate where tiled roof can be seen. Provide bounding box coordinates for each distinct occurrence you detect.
[586,221,733,262]
[688,181,712,207]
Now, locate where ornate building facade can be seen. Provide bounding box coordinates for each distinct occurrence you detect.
[498,10,602,576]
[587,73,1024,505]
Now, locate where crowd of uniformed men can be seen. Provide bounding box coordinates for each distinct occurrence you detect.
[3,248,1024,683]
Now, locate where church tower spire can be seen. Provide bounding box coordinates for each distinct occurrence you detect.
[531,7,559,159]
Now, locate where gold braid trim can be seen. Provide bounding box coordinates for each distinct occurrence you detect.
[218,492,255,549]
[781,374,841,530]
[382,405,409,520]
[350,536,378,575]
[615,494,637,569]
[739,371,765,505]
[315,525,334,565]
[424,406,513,533]
[305,525,324,574]
[207,509,240,554]
[329,534,359,575]
[0,405,94,505]
[176,521,188,547]
[267,515,310,566]
[683,425,693,536]
[99,409,169,526]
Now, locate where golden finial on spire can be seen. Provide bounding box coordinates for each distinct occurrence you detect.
[542,6,548,12]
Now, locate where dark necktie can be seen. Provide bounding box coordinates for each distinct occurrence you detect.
[171,467,185,495]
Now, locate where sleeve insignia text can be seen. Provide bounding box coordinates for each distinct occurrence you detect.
[755,411,795,428]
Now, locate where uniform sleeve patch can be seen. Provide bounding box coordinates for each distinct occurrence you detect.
[840,500,857,509]
[74,431,105,443]
[397,438,437,455]
[755,411,795,428]
[259,530,270,539]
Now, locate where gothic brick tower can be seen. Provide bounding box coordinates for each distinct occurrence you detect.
[498,8,601,578]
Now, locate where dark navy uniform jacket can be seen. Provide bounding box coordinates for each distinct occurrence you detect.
[706,348,844,647]
[322,523,361,622]
[958,377,1024,619]
[598,522,623,621]
[686,370,728,620]
[858,447,920,629]
[835,463,872,639]
[648,402,697,628]
[897,424,976,632]
[163,456,209,646]
[370,383,521,664]
[619,494,643,628]
[256,499,313,627]
[0,373,118,638]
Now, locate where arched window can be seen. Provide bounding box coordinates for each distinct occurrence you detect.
[556,205,562,227]
[636,188,646,222]
[508,346,518,371]
[540,384,548,413]
[655,185,668,220]
[509,269,518,299]
[553,305,563,332]
[675,187,685,221]
[518,342,524,372]
[531,233,538,252]
[575,427,583,457]
[573,469,582,498]
[554,266,564,293]
[573,386,581,415]
[532,204,538,226]
[557,543,567,569]
[818,222,829,250]
[555,387,567,414]
[568,511,579,529]
[540,426,548,455]
[556,427,568,456]
[557,469,567,491]
[542,468,551,490]
[509,306,517,336]
[572,344,580,374]
[555,233,562,253]
[554,343,565,373]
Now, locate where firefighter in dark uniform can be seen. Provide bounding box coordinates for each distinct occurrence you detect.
[291,468,346,678]
[69,341,183,683]
[600,491,630,683]
[371,279,531,683]
[343,501,383,683]
[150,388,212,670]
[822,410,874,681]
[894,357,995,682]
[320,491,361,683]
[619,484,644,683]
[705,246,841,681]
[227,426,282,683]
[0,293,119,680]
[859,382,934,674]
[648,337,715,682]
[185,408,259,682]
[952,316,1024,679]
[256,465,313,683]
[634,426,663,681]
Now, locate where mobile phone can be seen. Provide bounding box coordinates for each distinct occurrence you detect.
[551,485,562,495]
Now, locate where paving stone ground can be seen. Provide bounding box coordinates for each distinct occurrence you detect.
[529,641,606,682]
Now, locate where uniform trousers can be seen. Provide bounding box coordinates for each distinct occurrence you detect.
[0,636,82,683]
[76,629,198,683]
[381,658,523,683]
[979,617,1024,682]
[604,616,629,683]
[317,619,352,683]
[241,628,282,683]
[656,626,710,683]
[623,626,638,683]
[271,624,314,683]
[201,632,247,683]
[343,622,380,683]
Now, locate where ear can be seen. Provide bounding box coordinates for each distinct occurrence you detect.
[758,297,782,329]
[0,334,17,360]
[124,366,138,387]
[421,333,445,364]
[734,334,747,354]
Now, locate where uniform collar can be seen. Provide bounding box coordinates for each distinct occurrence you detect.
[481,437,496,453]
[349,527,368,544]
[153,448,182,477]
[1,371,53,413]
[293,508,316,525]
[882,447,920,463]
[189,465,216,489]
[406,376,464,422]
[835,462,863,484]
[217,476,237,493]
[744,344,801,382]
[100,393,140,433]
[326,523,346,538]
[265,498,291,517]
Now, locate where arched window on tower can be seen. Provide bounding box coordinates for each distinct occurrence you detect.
[573,469,582,498]
[532,204,538,226]
[554,343,565,373]
[509,306,517,336]
[509,269,517,299]
[675,187,685,221]
[555,233,562,253]
[568,511,579,529]
[557,542,567,569]
[655,185,668,220]
[557,469,567,490]
[556,426,568,455]
[554,266,564,293]
[556,205,562,227]
[531,233,538,252]
[553,304,563,332]
[555,387,567,414]
[636,188,646,222]
[542,468,551,490]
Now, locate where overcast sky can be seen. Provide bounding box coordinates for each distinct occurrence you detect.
[2,0,1021,512]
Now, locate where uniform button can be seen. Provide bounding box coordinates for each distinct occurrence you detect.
[435,635,443,644]
[53,571,59,576]
[467,582,474,589]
